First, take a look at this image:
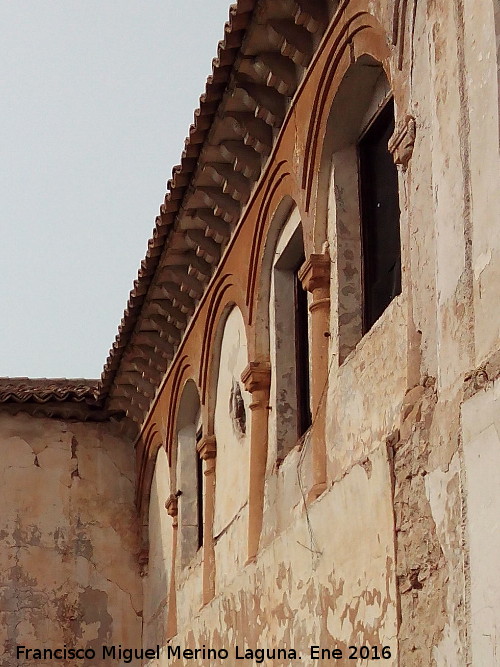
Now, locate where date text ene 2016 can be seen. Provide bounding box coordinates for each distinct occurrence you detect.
[311,645,392,660]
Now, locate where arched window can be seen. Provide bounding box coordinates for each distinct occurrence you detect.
[144,446,171,645]
[325,56,401,362]
[175,380,203,568]
[358,97,401,331]
[269,206,311,460]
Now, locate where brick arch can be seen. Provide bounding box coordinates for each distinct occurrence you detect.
[173,377,203,568]
[250,194,301,363]
[136,358,195,517]
[313,48,394,251]
[301,6,392,220]
[166,360,199,467]
[205,302,250,437]
[198,278,249,429]
[245,161,310,329]
[135,420,163,540]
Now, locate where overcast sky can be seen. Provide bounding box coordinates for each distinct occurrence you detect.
[0,1,232,379]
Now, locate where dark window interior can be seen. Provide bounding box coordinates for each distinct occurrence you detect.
[195,428,203,550]
[358,99,401,333]
[294,257,312,437]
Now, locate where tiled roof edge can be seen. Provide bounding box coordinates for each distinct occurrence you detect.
[98,1,255,401]
[0,378,100,405]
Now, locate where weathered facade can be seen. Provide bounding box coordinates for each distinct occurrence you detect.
[1,0,500,665]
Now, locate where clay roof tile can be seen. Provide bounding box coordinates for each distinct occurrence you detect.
[98,0,257,404]
[0,378,100,404]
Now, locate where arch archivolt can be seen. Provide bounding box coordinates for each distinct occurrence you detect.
[250,194,300,363]
[246,161,292,324]
[165,359,197,466]
[201,301,249,437]
[139,283,249,509]
[137,0,407,523]
[137,359,194,520]
[245,163,310,333]
[135,420,163,530]
[302,8,394,214]
[198,276,248,411]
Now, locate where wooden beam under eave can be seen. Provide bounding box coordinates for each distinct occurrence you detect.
[185,229,222,266]
[197,187,241,224]
[140,316,182,344]
[153,282,196,314]
[195,209,232,244]
[232,83,286,127]
[133,331,175,360]
[225,111,274,155]
[267,20,314,67]
[219,141,262,181]
[118,371,159,399]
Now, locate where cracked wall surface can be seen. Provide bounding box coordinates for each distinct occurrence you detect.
[138,0,499,662]
[0,413,142,667]
[462,380,500,664]
[145,444,398,666]
[1,0,499,665]
[136,0,500,662]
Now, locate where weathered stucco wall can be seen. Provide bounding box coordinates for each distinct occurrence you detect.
[0,413,142,667]
[462,380,500,664]
[464,0,500,363]
[2,0,492,664]
[213,306,251,593]
[143,447,171,650]
[136,0,500,662]
[144,443,397,666]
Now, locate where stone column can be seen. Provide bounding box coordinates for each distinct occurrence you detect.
[241,360,271,563]
[298,251,331,502]
[165,494,178,639]
[196,434,217,605]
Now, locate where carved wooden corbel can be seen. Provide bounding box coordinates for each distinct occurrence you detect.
[165,494,179,526]
[389,115,416,170]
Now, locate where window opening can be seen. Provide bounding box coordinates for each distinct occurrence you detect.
[175,380,202,568]
[294,256,312,436]
[272,218,312,457]
[196,427,203,550]
[358,98,401,332]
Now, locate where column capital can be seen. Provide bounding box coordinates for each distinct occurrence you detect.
[298,252,330,293]
[197,434,217,460]
[241,360,271,393]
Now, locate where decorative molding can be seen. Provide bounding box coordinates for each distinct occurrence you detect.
[165,359,192,465]
[165,494,179,526]
[298,251,330,292]
[388,115,416,170]
[245,162,291,324]
[241,360,271,394]
[196,435,217,461]
[464,349,500,400]
[392,0,409,70]
[198,277,236,402]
